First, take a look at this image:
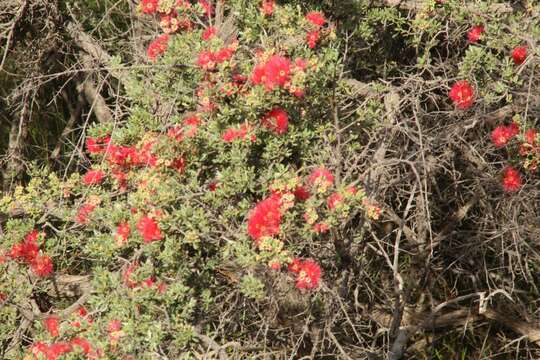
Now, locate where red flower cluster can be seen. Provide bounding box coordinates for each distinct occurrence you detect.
[31,306,100,358]
[83,169,105,186]
[502,166,522,192]
[136,216,163,242]
[327,192,343,210]
[70,306,94,329]
[307,30,320,49]
[76,203,96,224]
[304,11,326,49]
[202,26,217,41]
[491,122,519,148]
[147,34,170,61]
[247,194,283,244]
[313,222,330,233]
[293,185,311,201]
[31,342,73,360]
[261,108,289,134]
[305,11,326,27]
[524,129,537,145]
[31,254,54,277]
[140,0,158,14]
[198,0,214,17]
[44,316,60,337]
[222,123,256,143]
[288,258,322,290]
[170,156,186,173]
[115,221,131,246]
[449,80,474,110]
[467,25,484,43]
[86,136,111,154]
[104,142,155,168]
[8,230,53,277]
[197,43,237,70]
[160,11,192,34]
[252,54,292,91]
[70,337,93,356]
[512,45,527,65]
[168,114,201,141]
[308,167,334,189]
[261,0,275,16]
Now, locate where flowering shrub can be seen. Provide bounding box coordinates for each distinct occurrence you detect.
[1,0,539,358]
[0,1,380,358]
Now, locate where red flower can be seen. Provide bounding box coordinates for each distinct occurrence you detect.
[293,185,310,201]
[44,316,60,337]
[8,243,24,260]
[327,192,343,210]
[524,129,537,145]
[215,44,236,63]
[25,229,40,243]
[313,222,330,233]
[308,167,334,189]
[9,230,40,262]
[171,157,186,173]
[197,50,216,70]
[252,55,292,91]
[71,337,92,354]
[31,342,49,357]
[449,80,474,110]
[222,128,240,142]
[167,125,184,141]
[108,319,126,345]
[77,306,89,318]
[467,25,484,43]
[512,46,527,65]
[251,64,266,85]
[198,0,213,17]
[47,342,73,360]
[147,34,169,61]
[30,254,53,277]
[269,260,281,271]
[261,108,289,134]
[288,258,302,273]
[184,115,201,137]
[123,263,139,288]
[76,203,96,224]
[115,222,131,246]
[108,319,122,332]
[295,259,322,290]
[306,11,326,27]
[86,136,111,154]
[264,55,292,90]
[247,195,283,243]
[491,123,519,148]
[208,181,218,191]
[140,0,158,14]
[306,30,320,49]
[202,26,217,41]
[502,166,522,193]
[261,0,275,15]
[105,145,138,167]
[112,169,128,190]
[83,169,105,186]
[136,216,163,242]
[159,12,186,34]
[222,124,256,143]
